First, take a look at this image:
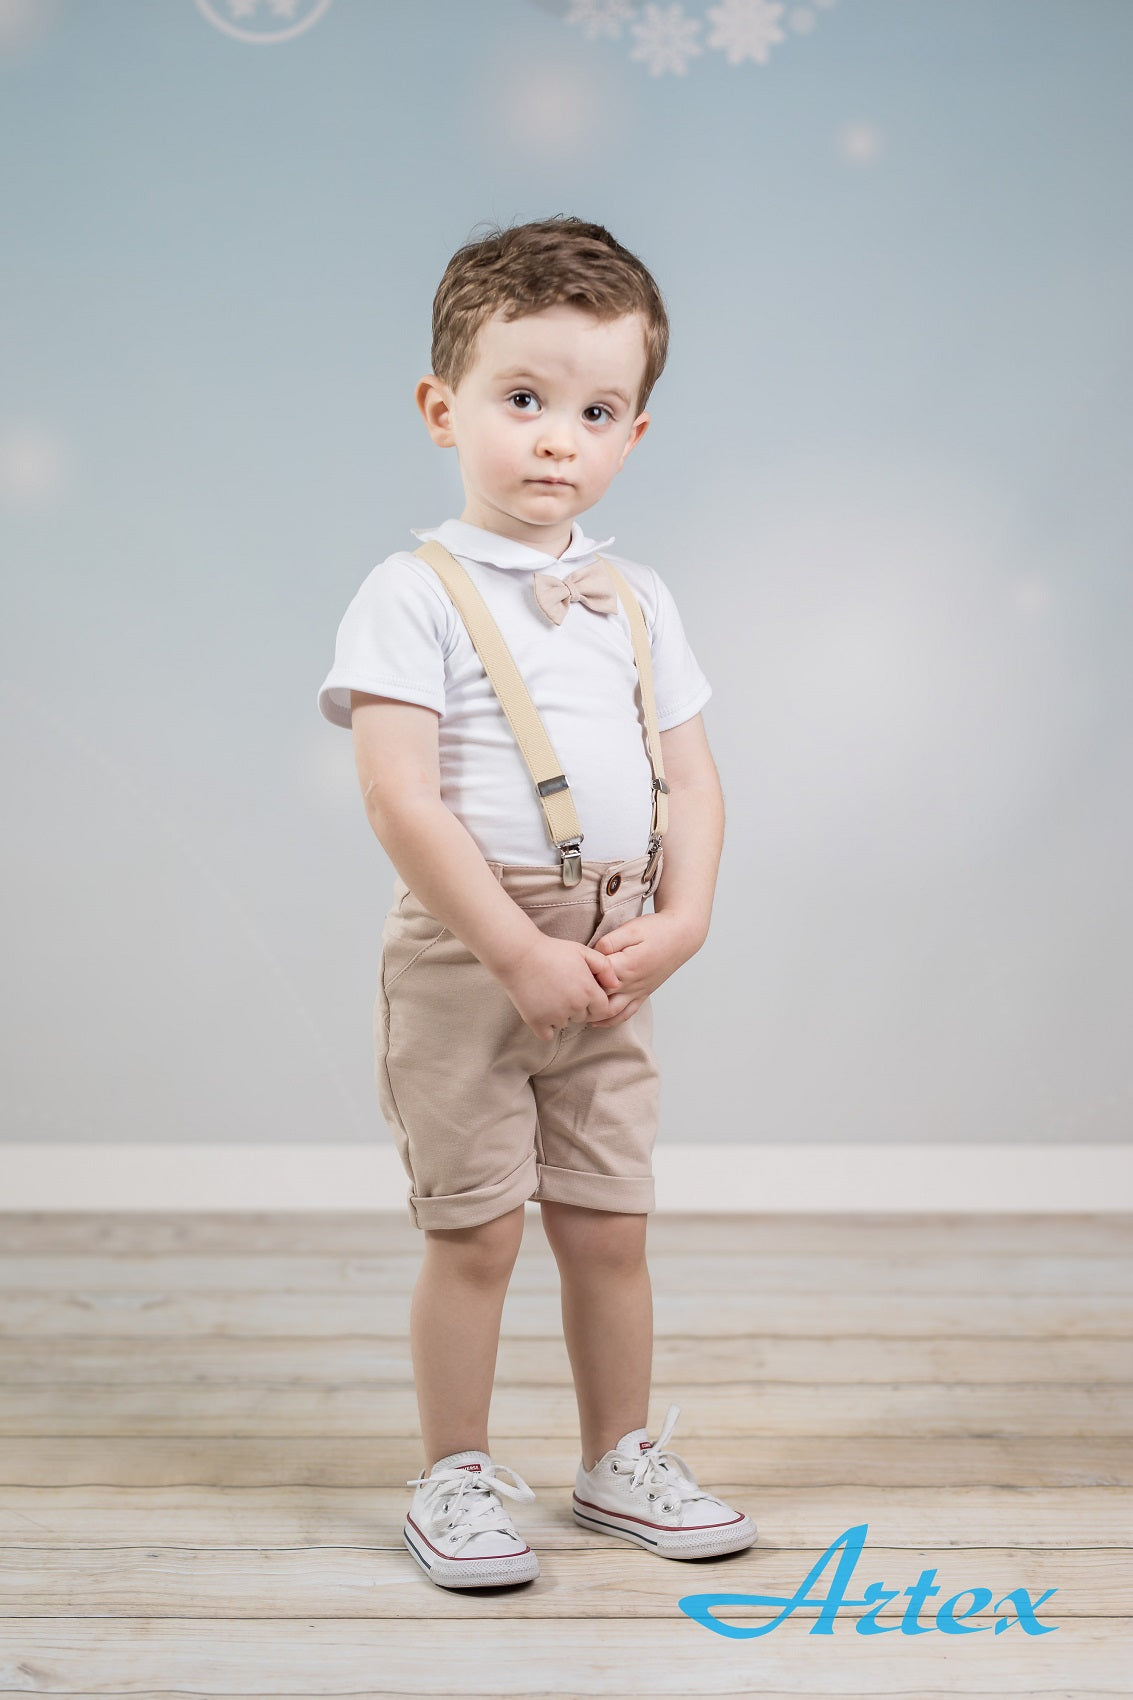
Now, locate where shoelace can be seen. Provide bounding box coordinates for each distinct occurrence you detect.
[610,1404,716,1515]
[405,1461,536,1555]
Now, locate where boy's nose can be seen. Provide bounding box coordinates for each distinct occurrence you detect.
[535,424,576,459]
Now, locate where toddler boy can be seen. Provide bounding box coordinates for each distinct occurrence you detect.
[317,216,756,1587]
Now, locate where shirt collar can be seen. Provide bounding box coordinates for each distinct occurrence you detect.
[410,517,615,572]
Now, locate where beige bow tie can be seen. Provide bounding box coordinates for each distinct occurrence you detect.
[532,559,619,625]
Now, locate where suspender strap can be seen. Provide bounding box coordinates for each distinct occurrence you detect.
[413,540,669,886]
[600,555,670,870]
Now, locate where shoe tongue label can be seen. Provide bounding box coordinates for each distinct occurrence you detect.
[456,1462,482,1472]
[640,1441,652,1453]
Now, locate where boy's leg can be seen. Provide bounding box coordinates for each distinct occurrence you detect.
[538,1200,653,1471]
[410,1201,527,1467]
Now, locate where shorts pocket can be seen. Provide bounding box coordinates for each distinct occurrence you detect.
[382,916,451,993]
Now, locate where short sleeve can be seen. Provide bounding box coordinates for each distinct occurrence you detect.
[647,566,713,730]
[316,556,453,729]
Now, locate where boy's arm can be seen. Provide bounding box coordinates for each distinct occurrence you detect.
[350,691,546,979]
[650,713,725,953]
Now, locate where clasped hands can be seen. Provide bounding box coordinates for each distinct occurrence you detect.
[501,911,697,1041]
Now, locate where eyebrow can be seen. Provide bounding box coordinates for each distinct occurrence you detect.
[495,368,632,408]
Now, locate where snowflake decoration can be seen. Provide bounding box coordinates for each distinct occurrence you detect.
[629,3,704,75]
[226,0,301,15]
[706,0,785,64]
[193,0,334,42]
[556,0,837,75]
[564,0,636,39]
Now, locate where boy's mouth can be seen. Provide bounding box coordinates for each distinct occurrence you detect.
[529,478,571,486]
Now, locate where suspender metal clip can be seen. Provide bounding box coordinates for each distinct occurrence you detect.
[650,776,670,835]
[643,834,663,885]
[555,835,584,887]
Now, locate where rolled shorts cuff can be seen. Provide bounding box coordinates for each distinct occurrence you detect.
[409,1151,539,1231]
[532,1161,655,1215]
[408,1155,656,1228]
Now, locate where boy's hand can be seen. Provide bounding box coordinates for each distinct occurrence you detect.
[497,934,625,1042]
[584,913,698,1028]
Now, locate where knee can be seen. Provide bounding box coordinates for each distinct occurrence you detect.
[540,1201,647,1277]
[423,1203,525,1285]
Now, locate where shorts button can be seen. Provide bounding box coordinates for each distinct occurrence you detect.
[605,873,622,896]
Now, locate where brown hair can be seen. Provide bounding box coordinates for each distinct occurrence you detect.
[430,215,669,415]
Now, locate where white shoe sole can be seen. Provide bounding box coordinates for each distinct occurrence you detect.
[572,1495,757,1559]
[403,1518,540,1588]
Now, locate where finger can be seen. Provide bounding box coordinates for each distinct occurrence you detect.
[584,959,620,989]
[590,998,640,1028]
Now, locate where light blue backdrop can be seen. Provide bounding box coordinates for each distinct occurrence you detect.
[3,0,1130,1149]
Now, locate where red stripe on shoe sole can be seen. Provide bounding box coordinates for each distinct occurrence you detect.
[572,1491,745,1532]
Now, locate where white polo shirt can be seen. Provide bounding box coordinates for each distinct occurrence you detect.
[317,517,712,866]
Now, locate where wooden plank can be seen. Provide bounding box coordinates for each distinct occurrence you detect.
[4,1686,1115,1700]
[0,1543,1123,1617]
[2,1335,1129,1385]
[2,1291,1130,1340]
[0,1619,1126,1694]
[2,1253,1130,1294]
[14,1693,1125,1700]
[2,1382,1130,1439]
[4,1436,1130,1489]
[0,1484,1130,1548]
[2,1210,1130,1256]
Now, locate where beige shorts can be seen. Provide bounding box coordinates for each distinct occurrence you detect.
[374,847,665,1231]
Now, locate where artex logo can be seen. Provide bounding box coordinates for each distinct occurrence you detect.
[679,1522,1059,1639]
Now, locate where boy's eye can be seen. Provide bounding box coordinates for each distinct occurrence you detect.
[506,392,614,424]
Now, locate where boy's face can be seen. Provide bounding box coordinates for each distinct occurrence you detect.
[416,303,651,555]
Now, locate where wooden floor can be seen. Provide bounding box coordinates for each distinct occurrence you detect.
[0,1210,1130,1697]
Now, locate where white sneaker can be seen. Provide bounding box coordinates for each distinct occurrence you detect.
[572,1404,757,1560]
[403,1449,540,1588]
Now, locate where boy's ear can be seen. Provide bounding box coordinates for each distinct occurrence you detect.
[617,411,650,469]
[415,375,456,446]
